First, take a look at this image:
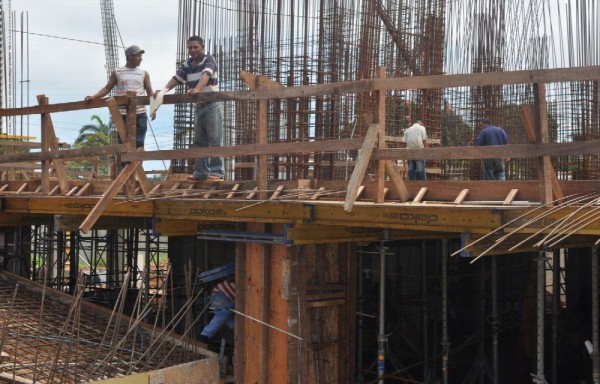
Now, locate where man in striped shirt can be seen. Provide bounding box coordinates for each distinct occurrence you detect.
[199,277,235,343]
[155,35,224,181]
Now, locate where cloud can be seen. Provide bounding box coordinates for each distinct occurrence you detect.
[8,0,179,170]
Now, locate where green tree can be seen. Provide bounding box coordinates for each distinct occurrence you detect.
[74,114,112,148]
[69,115,113,177]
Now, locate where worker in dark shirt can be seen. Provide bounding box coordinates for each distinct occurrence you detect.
[475,118,509,180]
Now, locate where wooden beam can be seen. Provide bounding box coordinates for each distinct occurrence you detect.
[503,189,519,205]
[2,66,600,118]
[344,124,379,212]
[79,161,139,233]
[376,67,387,204]
[413,187,428,203]
[384,161,410,202]
[520,105,537,143]
[37,95,70,194]
[373,140,600,161]
[106,98,150,194]
[0,143,127,163]
[453,189,470,204]
[121,137,363,162]
[534,83,563,204]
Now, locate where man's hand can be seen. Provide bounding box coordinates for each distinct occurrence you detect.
[84,96,94,103]
[188,88,201,95]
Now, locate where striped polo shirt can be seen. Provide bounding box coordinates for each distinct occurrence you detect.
[173,54,219,93]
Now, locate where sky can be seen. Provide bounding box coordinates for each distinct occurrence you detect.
[5,0,180,171]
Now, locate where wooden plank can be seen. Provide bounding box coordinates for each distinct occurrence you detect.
[243,223,269,383]
[373,140,600,161]
[65,186,79,196]
[106,98,150,195]
[413,187,428,203]
[203,186,216,199]
[270,185,285,200]
[376,67,387,204]
[269,240,290,384]
[520,105,537,143]
[310,186,326,200]
[503,189,519,205]
[355,185,366,200]
[121,137,364,162]
[246,186,258,200]
[76,182,92,196]
[226,183,240,199]
[453,189,469,204]
[257,82,268,200]
[79,161,139,233]
[344,124,379,212]
[0,143,127,163]
[384,160,410,202]
[1,66,600,118]
[535,83,558,204]
[48,185,60,196]
[37,95,69,194]
[16,183,27,193]
[148,183,162,194]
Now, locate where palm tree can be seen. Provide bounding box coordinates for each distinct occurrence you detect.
[70,115,113,178]
[74,114,112,148]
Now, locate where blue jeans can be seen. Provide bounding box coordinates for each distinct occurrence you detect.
[482,159,506,180]
[200,291,234,339]
[120,113,147,148]
[407,159,426,180]
[193,102,224,179]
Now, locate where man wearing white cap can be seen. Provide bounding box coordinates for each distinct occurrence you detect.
[85,45,154,148]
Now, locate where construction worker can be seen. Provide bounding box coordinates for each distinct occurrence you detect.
[476,117,509,180]
[199,274,235,343]
[85,45,154,148]
[402,119,428,180]
[152,35,224,182]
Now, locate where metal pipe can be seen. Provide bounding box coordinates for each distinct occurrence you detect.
[593,247,600,384]
[552,250,560,384]
[441,239,449,384]
[357,249,365,384]
[377,234,389,384]
[422,240,429,381]
[533,252,548,384]
[492,256,498,384]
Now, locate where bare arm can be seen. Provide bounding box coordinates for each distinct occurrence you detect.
[85,70,117,101]
[153,77,178,97]
[143,71,153,97]
[187,73,210,95]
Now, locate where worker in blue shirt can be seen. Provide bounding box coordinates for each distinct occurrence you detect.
[476,118,509,180]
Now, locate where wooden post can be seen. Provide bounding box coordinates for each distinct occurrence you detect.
[39,95,50,193]
[125,91,138,197]
[375,67,387,203]
[256,80,268,200]
[534,83,560,204]
[106,98,150,194]
[37,95,69,194]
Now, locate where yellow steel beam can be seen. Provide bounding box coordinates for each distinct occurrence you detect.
[311,203,504,234]
[503,208,600,235]
[3,197,154,217]
[154,200,311,223]
[286,224,453,244]
[154,219,238,236]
